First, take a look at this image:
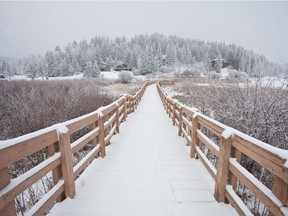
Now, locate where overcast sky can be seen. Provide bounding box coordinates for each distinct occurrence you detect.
[0,1,287,63]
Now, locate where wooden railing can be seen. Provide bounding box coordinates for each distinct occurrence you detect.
[0,81,155,216]
[157,81,288,216]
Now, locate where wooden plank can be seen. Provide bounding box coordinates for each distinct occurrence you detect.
[197,130,219,157]
[116,105,120,133]
[100,103,118,116]
[229,159,284,216]
[229,146,242,191]
[182,106,196,117]
[178,107,183,136]
[71,128,99,154]
[98,116,106,157]
[191,116,200,158]
[66,113,99,134]
[182,116,192,129]
[271,176,288,214]
[104,113,117,130]
[0,167,16,215]
[225,185,253,216]
[58,133,75,199]
[105,125,117,145]
[232,139,288,184]
[196,147,216,180]
[0,130,58,169]
[214,135,232,202]
[27,181,64,216]
[198,116,225,137]
[47,143,63,201]
[73,147,101,179]
[0,157,61,210]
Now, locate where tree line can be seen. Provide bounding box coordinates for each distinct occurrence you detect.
[1,33,287,78]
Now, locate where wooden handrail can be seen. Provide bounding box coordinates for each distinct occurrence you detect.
[0,81,156,216]
[156,81,288,216]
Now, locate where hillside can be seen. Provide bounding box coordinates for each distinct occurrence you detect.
[1,34,287,78]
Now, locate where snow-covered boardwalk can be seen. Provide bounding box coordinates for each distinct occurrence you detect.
[48,84,237,216]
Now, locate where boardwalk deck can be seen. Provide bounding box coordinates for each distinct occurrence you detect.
[48,84,237,216]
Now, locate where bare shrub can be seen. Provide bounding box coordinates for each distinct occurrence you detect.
[117,71,133,84]
[0,79,113,139]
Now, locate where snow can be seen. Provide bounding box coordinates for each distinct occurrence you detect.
[101,70,120,79]
[0,153,60,197]
[221,128,235,139]
[197,130,220,152]
[250,76,288,88]
[229,158,283,207]
[10,74,84,81]
[225,185,253,216]
[196,146,217,175]
[48,84,236,216]
[26,180,64,216]
[70,128,99,150]
[73,146,100,174]
[7,71,140,81]
[219,68,230,79]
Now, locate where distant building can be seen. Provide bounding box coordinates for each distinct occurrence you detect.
[114,63,131,71]
[211,59,229,68]
[99,63,111,72]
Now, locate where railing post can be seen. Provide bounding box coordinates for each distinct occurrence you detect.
[178,107,183,136]
[48,143,64,201]
[116,104,120,133]
[0,168,16,216]
[214,134,233,202]
[270,176,288,215]
[58,132,75,199]
[190,115,200,158]
[130,97,134,113]
[91,121,98,147]
[229,147,241,191]
[123,97,127,121]
[172,102,176,125]
[98,115,106,157]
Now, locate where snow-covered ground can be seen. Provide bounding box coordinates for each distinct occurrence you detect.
[48,84,236,216]
[9,74,84,81]
[8,70,146,81]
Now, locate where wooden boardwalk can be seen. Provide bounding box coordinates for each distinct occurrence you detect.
[48,85,237,216]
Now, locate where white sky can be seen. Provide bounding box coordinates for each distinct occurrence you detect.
[0,1,288,63]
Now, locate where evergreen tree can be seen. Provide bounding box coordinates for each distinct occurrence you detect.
[83,61,100,77]
[165,44,177,67]
[45,51,56,77]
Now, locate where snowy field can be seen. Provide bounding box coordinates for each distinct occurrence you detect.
[7,70,144,81]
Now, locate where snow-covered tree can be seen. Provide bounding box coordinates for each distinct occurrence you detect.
[83,62,100,77]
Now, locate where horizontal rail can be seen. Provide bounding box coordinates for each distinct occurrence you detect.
[157,81,288,216]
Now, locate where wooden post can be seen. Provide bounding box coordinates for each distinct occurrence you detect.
[190,115,200,159]
[116,105,120,133]
[270,176,288,215]
[58,132,75,199]
[0,168,16,216]
[172,102,176,125]
[229,147,241,191]
[123,98,127,121]
[91,121,98,147]
[178,107,183,136]
[48,143,64,201]
[214,134,232,202]
[98,115,106,157]
[130,98,134,113]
